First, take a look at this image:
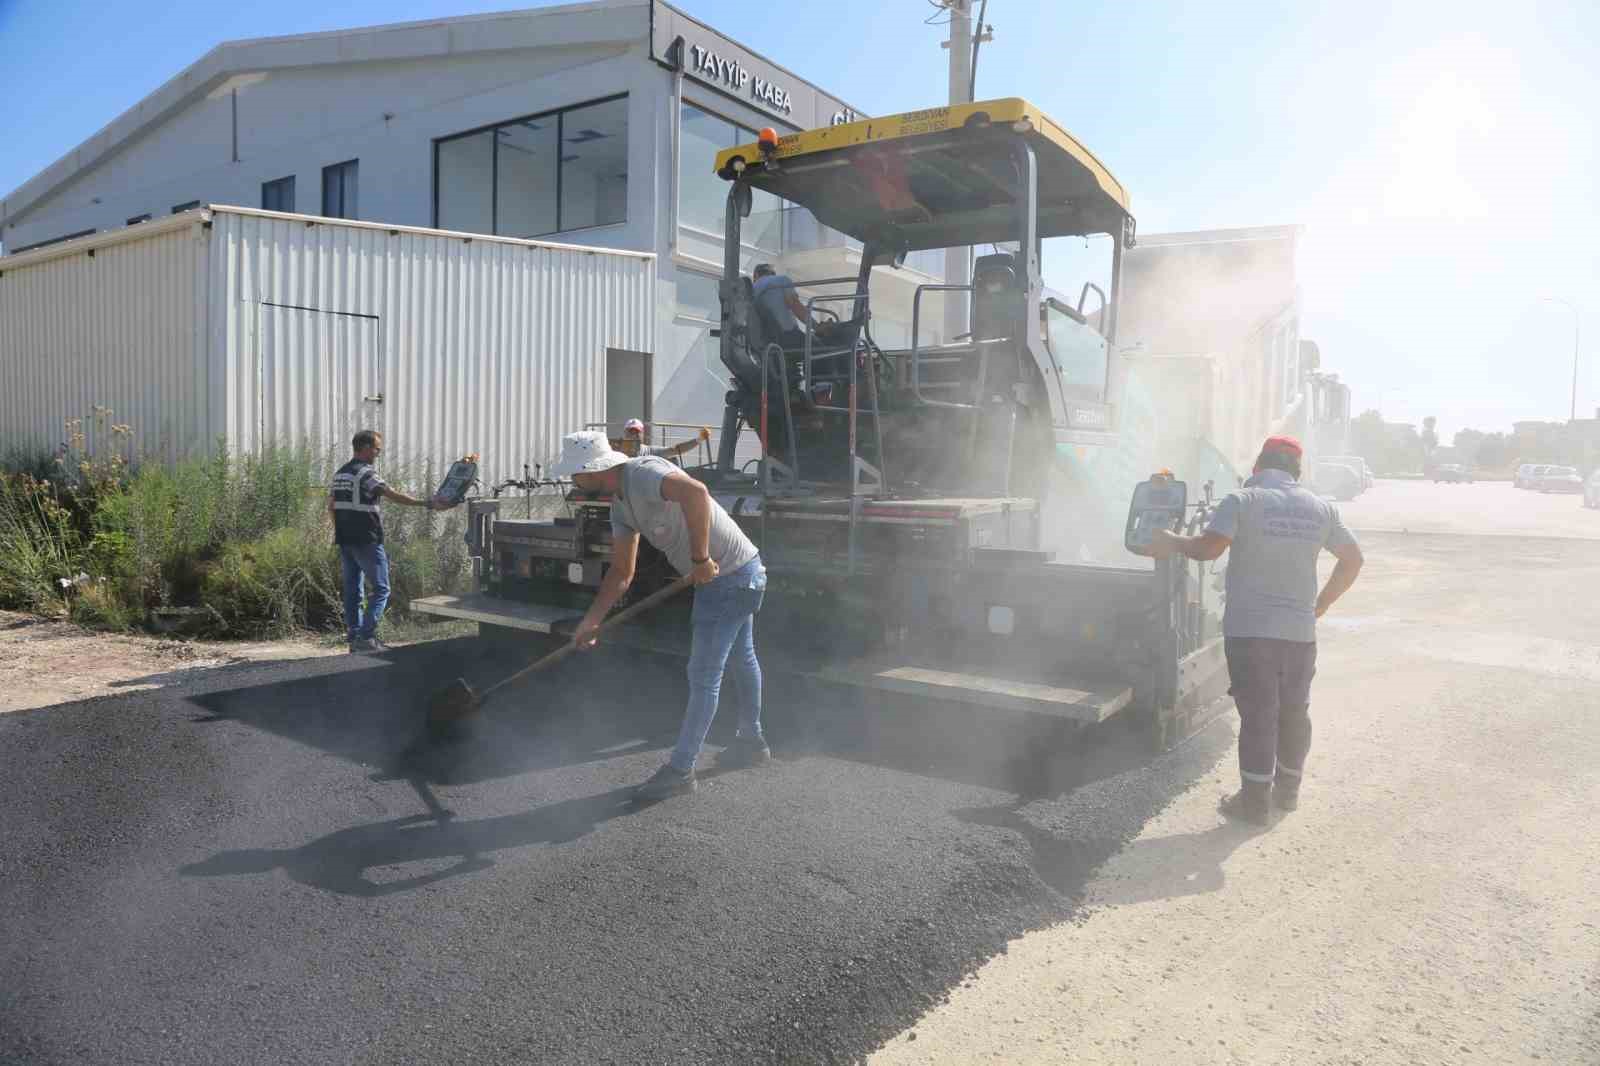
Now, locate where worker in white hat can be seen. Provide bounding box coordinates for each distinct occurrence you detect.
[619,418,712,461]
[549,430,769,801]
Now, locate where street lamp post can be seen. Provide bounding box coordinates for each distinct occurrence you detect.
[1541,297,1580,423]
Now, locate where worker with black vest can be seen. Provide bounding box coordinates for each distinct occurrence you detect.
[328,429,455,653]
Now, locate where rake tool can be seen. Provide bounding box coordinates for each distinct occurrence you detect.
[424,575,693,732]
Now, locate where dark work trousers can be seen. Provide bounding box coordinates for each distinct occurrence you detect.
[1224,637,1318,786]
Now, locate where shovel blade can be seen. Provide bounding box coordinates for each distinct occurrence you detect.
[425,677,481,730]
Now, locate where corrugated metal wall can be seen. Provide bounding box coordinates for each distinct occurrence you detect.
[0,220,211,463]
[2,209,655,487]
[210,210,655,486]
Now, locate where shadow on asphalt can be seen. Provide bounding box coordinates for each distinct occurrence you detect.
[180,786,641,897]
[187,635,689,786]
[184,635,1240,906]
[949,714,1244,901]
[185,634,1172,800]
[955,805,1257,903]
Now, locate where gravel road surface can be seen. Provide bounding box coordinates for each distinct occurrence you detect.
[1338,477,1598,540]
[4,481,1596,1064]
[871,482,1600,1065]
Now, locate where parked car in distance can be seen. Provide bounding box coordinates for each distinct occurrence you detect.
[1516,463,1552,489]
[1535,465,1584,494]
[1313,460,1364,501]
[1585,469,1600,509]
[1326,455,1374,490]
[1434,464,1475,483]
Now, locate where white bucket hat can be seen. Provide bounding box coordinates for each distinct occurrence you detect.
[549,430,630,477]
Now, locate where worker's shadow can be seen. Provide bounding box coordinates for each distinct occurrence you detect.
[180,784,640,898]
[187,636,688,786]
[951,713,1252,905]
[956,805,1260,906]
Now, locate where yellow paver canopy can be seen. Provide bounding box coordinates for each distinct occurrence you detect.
[715,98,1132,252]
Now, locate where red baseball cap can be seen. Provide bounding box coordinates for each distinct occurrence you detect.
[1260,435,1304,458]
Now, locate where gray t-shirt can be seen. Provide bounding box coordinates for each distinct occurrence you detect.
[610,456,759,576]
[1206,468,1358,643]
[753,274,800,334]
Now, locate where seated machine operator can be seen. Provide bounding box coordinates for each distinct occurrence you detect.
[751,263,813,351]
[751,263,861,400]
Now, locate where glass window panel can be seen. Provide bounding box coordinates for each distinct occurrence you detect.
[261,176,295,213]
[559,97,628,231]
[734,124,783,254]
[679,102,735,235]
[1045,305,1108,401]
[436,130,494,234]
[321,161,357,219]
[495,118,558,238]
[675,272,720,322]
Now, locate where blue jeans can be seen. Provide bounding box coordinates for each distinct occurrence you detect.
[339,543,391,642]
[670,557,767,771]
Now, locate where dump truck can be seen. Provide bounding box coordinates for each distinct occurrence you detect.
[415,99,1232,750]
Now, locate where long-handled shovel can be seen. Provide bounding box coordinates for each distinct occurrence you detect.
[424,575,693,733]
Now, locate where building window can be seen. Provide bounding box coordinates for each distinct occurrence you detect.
[558,96,628,232]
[675,270,721,323]
[434,94,628,239]
[261,176,295,213]
[126,214,152,226]
[678,101,781,249]
[322,161,358,220]
[436,130,494,234]
[496,117,558,237]
[171,201,200,214]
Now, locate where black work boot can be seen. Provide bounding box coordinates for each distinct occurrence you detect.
[633,763,697,802]
[715,733,772,770]
[1273,776,1301,811]
[1219,781,1272,826]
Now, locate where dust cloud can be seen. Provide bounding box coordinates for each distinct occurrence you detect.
[1039,227,1304,566]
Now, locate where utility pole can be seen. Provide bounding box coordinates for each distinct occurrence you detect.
[1542,297,1580,422]
[940,0,974,343]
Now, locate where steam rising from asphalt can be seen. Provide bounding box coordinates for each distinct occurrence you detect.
[1040,229,1299,565]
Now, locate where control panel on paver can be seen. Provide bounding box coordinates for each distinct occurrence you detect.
[1124,476,1188,556]
[435,458,480,506]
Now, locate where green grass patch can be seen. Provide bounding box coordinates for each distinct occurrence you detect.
[1,421,471,641]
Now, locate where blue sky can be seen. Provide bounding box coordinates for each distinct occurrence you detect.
[2,0,1595,438]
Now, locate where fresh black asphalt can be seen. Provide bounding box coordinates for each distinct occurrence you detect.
[1,633,1233,1064]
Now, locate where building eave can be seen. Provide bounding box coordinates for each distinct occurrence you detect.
[1,0,650,225]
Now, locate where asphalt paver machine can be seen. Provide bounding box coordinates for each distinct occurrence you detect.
[416,99,1231,749]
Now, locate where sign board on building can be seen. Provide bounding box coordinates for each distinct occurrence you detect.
[651,0,864,130]
[686,43,793,116]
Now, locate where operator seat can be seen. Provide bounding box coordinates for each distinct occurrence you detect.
[971,252,1022,343]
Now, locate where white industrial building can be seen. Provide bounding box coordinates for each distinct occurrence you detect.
[0,207,655,486]
[1,1,944,471]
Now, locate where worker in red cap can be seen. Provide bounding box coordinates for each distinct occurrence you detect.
[1152,435,1364,825]
[619,418,711,461]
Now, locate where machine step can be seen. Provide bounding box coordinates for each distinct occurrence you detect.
[812,658,1133,723]
[412,593,585,633]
